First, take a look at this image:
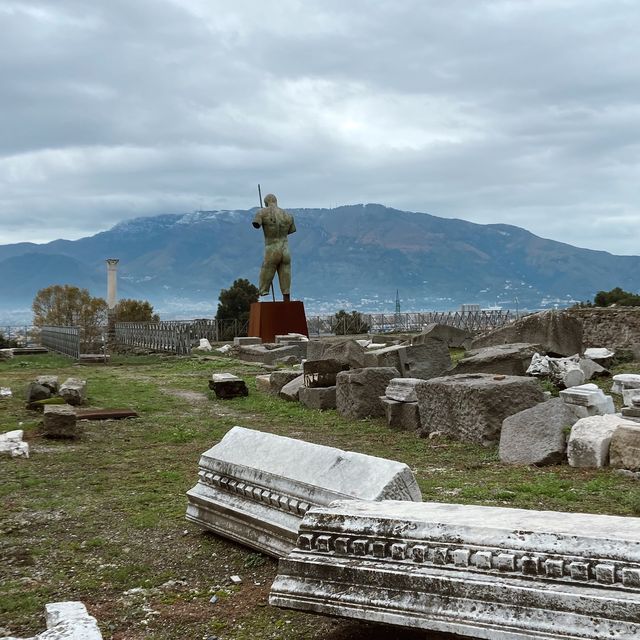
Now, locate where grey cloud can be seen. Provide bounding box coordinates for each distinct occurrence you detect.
[0,0,639,253]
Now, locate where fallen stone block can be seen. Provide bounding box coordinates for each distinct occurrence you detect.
[567,414,636,468]
[270,500,640,639]
[612,373,640,395]
[43,404,81,439]
[584,347,615,363]
[0,429,29,458]
[299,386,336,410]
[208,373,248,399]
[416,373,545,446]
[237,344,303,365]
[269,369,301,395]
[78,353,109,363]
[275,355,300,366]
[35,375,59,394]
[321,340,368,369]
[234,336,262,346]
[279,375,305,401]
[10,601,104,639]
[25,382,51,403]
[579,357,610,381]
[255,374,272,393]
[623,388,640,407]
[385,377,423,402]
[198,338,213,351]
[622,406,640,418]
[455,343,539,376]
[59,377,86,406]
[305,340,327,361]
[336,367,399,419]
[365,340,451,380]
[610,423,640,471]
[303,359,347,388]
[0,347,14,359]
[75,408,139,421]
[472,309,583,356]
[185,426,422,557]
[411,323,473,349]
[527,352,585,388]
[381,397,421,431]
[499,398,577,465]
[560,383,615,417]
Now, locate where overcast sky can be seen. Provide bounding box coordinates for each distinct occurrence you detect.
[1,0,639,254]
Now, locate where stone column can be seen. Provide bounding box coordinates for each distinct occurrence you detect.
[106,259,119,310]
[106,259,119,353]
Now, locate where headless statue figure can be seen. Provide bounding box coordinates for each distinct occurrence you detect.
[252,193,296,302]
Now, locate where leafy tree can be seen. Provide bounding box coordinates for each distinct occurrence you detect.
[113,298,159,322]
[332,309,370,335]
[32,284,107,348]
[215,278,259,321]
[0,333,18,348]
[593,287,640,307]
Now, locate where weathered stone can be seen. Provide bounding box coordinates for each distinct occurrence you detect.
[416,373,545,446]
[255,374,272,393]
[336,367,399,419]
[612,373,640,394]
[303,359,347,388]
[43,404,81,439]
[0,429,29,458]
[14,601,104,640]
[305,340,327,361]
[0,347,14,359]
[270,499,640,639]
[455,343,539,376]
[274,355,299,366]
[381,397,421,431]
[365,340,451,380]
[499,398,577,465]
[234,336,262,346]
[322,340,368,369]
[411,323,473,349]
[567,414,636,468]
[385,377,423,403]
[471,309,583,356]
[25,382,51,403]
[197,338,213,351]
[208,373,248,399]
[299,386,336,410]
[59,378,86,406]
[584,347,615,362]
[269,369,301,395]
[610,424,640,471]
[35,375,59,394]
[527,352,585,388]
[578,357,610,380]
[623,388,640,407]
[185,426,422,558]
[237,344,303,365]
[560,383,615,417]
[622,406,640,418]
[279,375,305,401]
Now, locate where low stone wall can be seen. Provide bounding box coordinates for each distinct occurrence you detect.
[567,307,640,351]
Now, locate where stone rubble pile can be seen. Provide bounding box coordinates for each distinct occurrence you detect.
[379,378,422,431]
[25,376,87,409]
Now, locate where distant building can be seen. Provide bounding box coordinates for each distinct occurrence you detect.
[460,304,480,313]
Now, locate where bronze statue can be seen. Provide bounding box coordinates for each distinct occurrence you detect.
[252,193,296,302]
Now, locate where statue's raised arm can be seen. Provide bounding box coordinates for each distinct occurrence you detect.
[252,193,295,302]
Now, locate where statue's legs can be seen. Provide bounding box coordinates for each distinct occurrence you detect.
[258,247,279,296]
[277,248,291,297]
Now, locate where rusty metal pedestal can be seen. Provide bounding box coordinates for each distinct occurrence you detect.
[248,301,308,344]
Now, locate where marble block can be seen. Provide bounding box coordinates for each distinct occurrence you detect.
[270,500,640,639]
[385,378,423,403]
[560,383,615,417]
[567,415,636,468]
[43,404,80,439]
[612,374,640,395]
[185,427,421,558]
[59,377,86,406]
[6,601,104,639]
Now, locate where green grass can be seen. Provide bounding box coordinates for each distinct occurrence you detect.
[1,351,639,639]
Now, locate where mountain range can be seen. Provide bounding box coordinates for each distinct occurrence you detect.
[1,203,639,323]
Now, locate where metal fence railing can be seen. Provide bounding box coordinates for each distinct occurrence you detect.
[41,326,81,359]
[307,310,513,336]
[115,321,192,355]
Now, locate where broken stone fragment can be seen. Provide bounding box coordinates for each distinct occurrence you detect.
[59,378,86,406]
[609,423,640,471]
[567,414,636,468]
[208,373,248,399]
[380,396,421,431]
[35,375,59,394]
[336,367,399,419]
[279,375,305,401]
[298,386,336,410]
[43,404,81,439]
[385,378,423,403]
